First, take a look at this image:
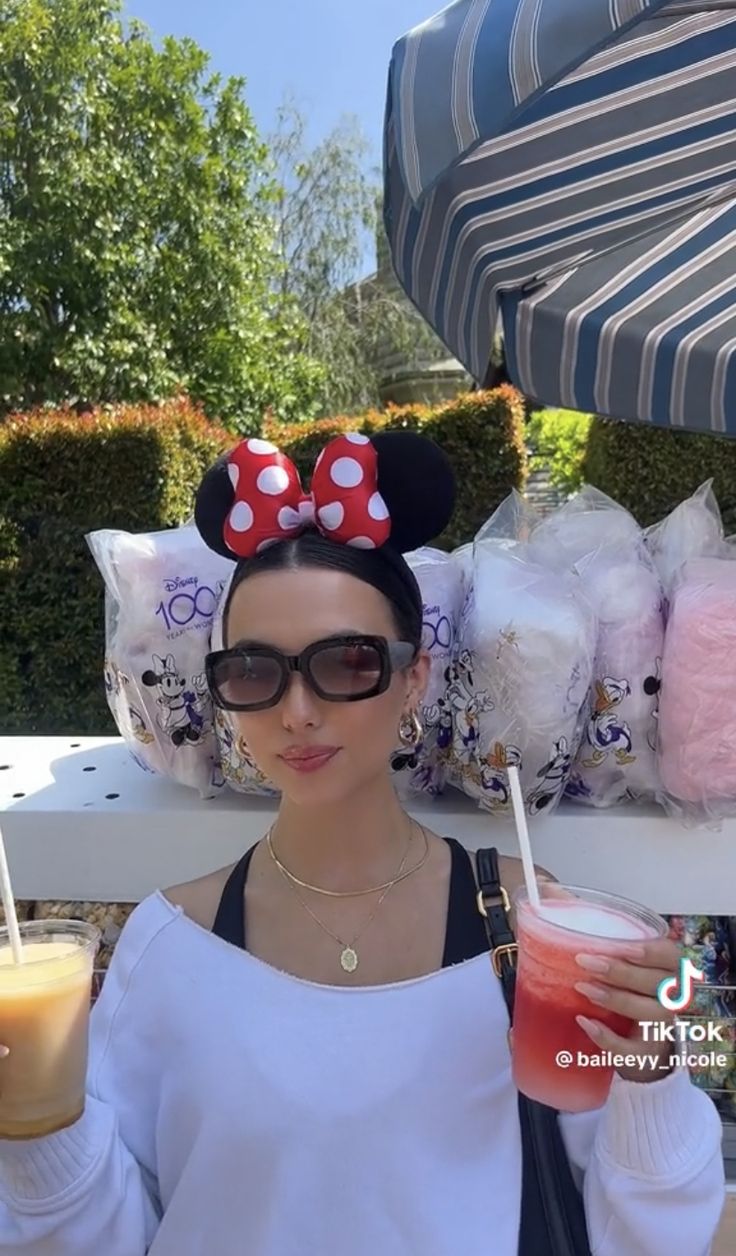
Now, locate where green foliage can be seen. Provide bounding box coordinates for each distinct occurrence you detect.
[267,386,528,550]
[583,419,736,532]
[269,104,438,416]
[0,0,324,430]
[527,408,593,496]
[0,388,526,734]
[0,400,230,734]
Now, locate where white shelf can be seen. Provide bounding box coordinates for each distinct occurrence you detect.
[1,736,734,912]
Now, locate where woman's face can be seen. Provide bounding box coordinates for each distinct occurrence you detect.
[223,566,430,806]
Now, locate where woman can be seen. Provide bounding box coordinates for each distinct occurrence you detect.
[0,431,725,1254]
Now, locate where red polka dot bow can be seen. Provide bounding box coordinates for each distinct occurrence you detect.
[223,433,392,559]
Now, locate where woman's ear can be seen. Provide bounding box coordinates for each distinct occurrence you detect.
[405,649,431,711]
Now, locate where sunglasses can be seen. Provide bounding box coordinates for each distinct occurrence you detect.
[206,634,417,712]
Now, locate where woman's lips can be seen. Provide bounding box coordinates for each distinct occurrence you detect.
[279,747,341,774]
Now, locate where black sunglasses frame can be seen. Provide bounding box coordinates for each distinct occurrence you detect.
[205,634,417,712]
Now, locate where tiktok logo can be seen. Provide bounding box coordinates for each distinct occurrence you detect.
[657,957,705,1012]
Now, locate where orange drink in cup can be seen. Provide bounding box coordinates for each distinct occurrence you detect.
[0,920,100,1139]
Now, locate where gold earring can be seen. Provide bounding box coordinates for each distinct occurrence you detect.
[398,710,423,747]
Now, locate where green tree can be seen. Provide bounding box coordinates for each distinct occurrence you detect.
[0,0,324,430]
[527,407,593,496]
[269,103,437,415]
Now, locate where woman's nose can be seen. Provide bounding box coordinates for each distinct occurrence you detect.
[279,672,321,729]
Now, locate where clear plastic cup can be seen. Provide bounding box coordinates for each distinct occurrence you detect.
[511,884,668,1112]
[0,919,100,1139]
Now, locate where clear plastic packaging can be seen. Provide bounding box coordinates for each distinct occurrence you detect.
[87,524,234,796]
[391,547,464,797]
[645,481,724,598]
[644,484,736,825]
[527,488,665,807]
[451,506,596,817]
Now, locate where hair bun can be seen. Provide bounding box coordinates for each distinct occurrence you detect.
[194,454,237,560]
[373,430,456,553]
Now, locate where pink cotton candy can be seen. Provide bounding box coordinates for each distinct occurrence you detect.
[658,557,736,809]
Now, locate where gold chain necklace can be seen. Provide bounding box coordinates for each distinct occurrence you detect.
[267,824,424,973]
[266,823,429,897]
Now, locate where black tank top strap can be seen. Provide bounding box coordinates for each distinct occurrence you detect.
[211,845,256,949]
[211,835,488,961]
[441,836,490,966]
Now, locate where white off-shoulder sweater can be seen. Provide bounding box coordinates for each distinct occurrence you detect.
[0,892,726,1255]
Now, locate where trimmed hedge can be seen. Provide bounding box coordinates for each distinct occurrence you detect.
[267,386,528,551]
[0,400,230,735]
[1,388,525,734]
[583,419,736,532]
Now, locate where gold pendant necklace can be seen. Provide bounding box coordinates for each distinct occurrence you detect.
[267,824,429,897]
[269,824,419,972]
[340,946,359,974]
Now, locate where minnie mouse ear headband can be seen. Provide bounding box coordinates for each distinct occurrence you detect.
[194,429,455,561]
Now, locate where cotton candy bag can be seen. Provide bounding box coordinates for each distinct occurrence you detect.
[644,484,736,823]
[87,524,234,796]
[391,547,464,797]
[452,505,596,816]
[645,481,724,596]
[527,488,665,807]
[657,557,736,818]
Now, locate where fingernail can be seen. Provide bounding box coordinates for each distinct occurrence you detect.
[576,954,611,974]
[0,1046,8,1059]
[576,1015,602,1038]
[575,981,609,1004]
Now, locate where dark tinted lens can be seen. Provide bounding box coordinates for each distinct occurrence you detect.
[212,652,283,708]
[309,642,383,697]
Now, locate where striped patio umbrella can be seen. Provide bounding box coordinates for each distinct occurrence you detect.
[383,0,736,434]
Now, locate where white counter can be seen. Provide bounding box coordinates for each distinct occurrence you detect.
[1,736,734,912]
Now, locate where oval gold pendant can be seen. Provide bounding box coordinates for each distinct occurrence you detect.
[340,946,358,973]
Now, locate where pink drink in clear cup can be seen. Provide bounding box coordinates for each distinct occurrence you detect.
[511,884,668,1112]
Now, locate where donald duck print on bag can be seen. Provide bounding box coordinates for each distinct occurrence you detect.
[582,677,636,770]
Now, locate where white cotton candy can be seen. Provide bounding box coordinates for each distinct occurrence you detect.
[87,525,234,796]
[527,490,665,808]
[452,543,596,817]
[528,496,640,572]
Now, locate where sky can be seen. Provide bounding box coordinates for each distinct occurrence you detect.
[125,0,436,161]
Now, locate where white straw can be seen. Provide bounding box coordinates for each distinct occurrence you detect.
[507,766,541,911]
[0,821,23,963]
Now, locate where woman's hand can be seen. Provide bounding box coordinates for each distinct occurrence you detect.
[573,937,684,1083]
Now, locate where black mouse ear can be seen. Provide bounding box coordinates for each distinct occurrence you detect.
[194,453,236,559]
[372,430,455,553]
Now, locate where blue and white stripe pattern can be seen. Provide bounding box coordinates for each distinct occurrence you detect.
[384,0,736,433]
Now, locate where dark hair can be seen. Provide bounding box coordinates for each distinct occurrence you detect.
[223,531,423,649]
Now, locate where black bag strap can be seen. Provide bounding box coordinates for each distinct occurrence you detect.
[474,848,593,1256]
[475,846,519,1012]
